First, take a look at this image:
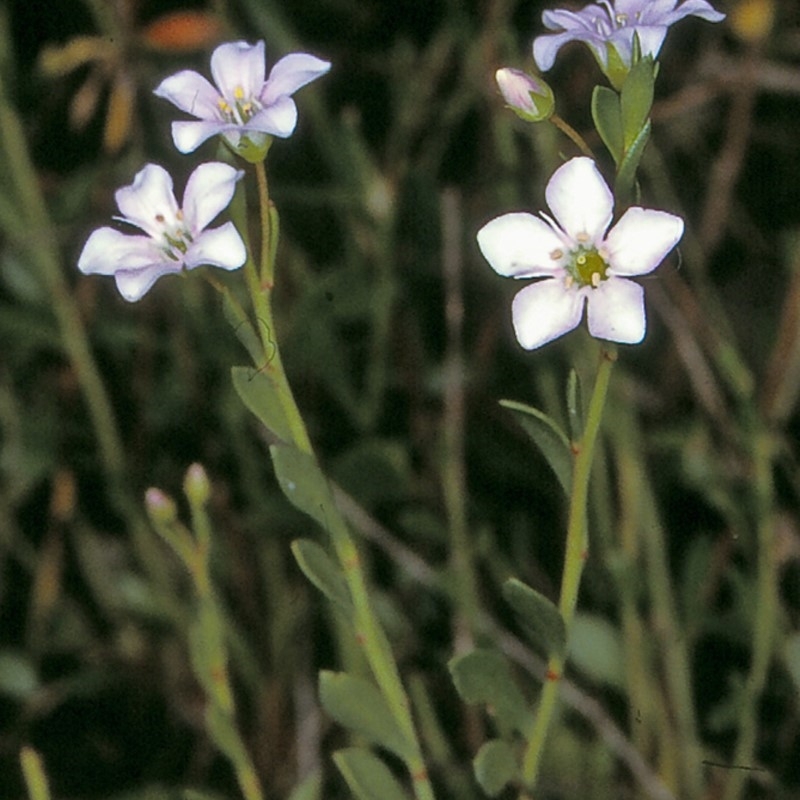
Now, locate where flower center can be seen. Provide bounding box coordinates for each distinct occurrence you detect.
[155,211,193,261]
[565,246,609,289]
[217,86,262,125]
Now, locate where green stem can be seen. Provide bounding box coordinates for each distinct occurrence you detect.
[722,428,777,800]
[549,114,594,158]
[244,161,435,800]
[520,344,616,792]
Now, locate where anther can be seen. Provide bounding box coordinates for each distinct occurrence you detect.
[565,275,574,289]
[550,248,564,260]
[591,272,601,288]
[576,232,590,243]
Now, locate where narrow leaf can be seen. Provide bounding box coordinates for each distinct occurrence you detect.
[333,748,411,800]
[222,290,262,366]
[473,740,518,798]
[320,672,414,761]
[614,119,651,205]
[291,538,353,615]
[270,444,333,533]
[503,578,567,658]
[448,650,532,735]
[620,57,655,151]
[232,366,291,443]
[591,85,623,164]
[569,613,626,690]
[500,400,572,494]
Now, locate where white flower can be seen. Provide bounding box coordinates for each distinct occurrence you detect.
[153,40,330,156]
[533,0,725,73]
[78,162,246,301]
[477,157,683,349]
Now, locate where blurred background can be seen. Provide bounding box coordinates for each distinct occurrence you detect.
[2,0,800,798]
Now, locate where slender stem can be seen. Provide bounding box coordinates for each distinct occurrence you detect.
[722,428,777,800]
[520,344,616,793]
[244,162,435,800]
[549,114,594,158]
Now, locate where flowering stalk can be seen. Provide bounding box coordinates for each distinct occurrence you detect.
[520,343,615,792]
[243,166,436,800]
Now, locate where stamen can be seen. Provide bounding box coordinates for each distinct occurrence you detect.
[591,272,601,288]
[616,12,628,25]
[234,86,245,100]
[550,248,564,260]
[576,232,590,244]
[155,214,165,223]
[565,275,574,289]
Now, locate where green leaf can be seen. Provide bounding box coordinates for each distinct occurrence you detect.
[448,650,532,735]
[319,672,414,761]
[291,538,353,615]
[591,86,623,164]
[232,366,291,443]
[569,613,625,690]
[473,740,518,798]
[500,400,572,494]
[614,118,651,205]
[620,58,656,152]
[333,748,411,800]
[270,444,334,534]
[222,290,262,366]
[503,578,567,659]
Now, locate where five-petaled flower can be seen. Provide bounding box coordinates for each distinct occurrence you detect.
[78,162,246,301]
[533,0,725,74]
[154,40,330,158]
[477,157,683,350]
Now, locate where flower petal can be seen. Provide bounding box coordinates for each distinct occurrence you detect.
[115,164,178,237]
[534,30,589,71]
[586,277,646,343]
[170,120,229,153]
[604,207,683,276]
[545,157,613,243]
[663,0,726,23]
[477,212,566,278]
[78,227,165,275]
[185,223,246,271]
[210,40,265,100]
[182,162,243,233]
[246,95,298,137]
[153,70,221,120]
[261,53,331,105]
[511,280,585,350]
[114,264,180,302]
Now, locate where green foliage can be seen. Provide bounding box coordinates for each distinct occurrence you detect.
[332,748,412,800]
[319,672,415,761]
[502,578,567,659]
[448,650,532,736]
[472,740,518,798]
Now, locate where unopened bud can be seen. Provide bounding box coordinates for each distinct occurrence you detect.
[184,463,211,506]
[495,68,554,122]
[145,487,178,524]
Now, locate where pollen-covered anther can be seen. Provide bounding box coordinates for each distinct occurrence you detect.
[576,232,590,244]
[233,86,245,100]
[616,12,629,25]
[550,248,564,260]
[591,272,601,288]
[565,275,574,289]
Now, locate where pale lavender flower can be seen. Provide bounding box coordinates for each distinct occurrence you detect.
[78,162,245,301]
[154,40,330,156]
[477,157,683,349]
[533,0,725,73]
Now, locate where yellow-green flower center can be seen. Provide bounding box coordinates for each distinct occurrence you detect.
[567,246,609,288]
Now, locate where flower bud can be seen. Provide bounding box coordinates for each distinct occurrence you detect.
[145,487,178,525]
[184,463,211,506]
[495,68,554,122]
